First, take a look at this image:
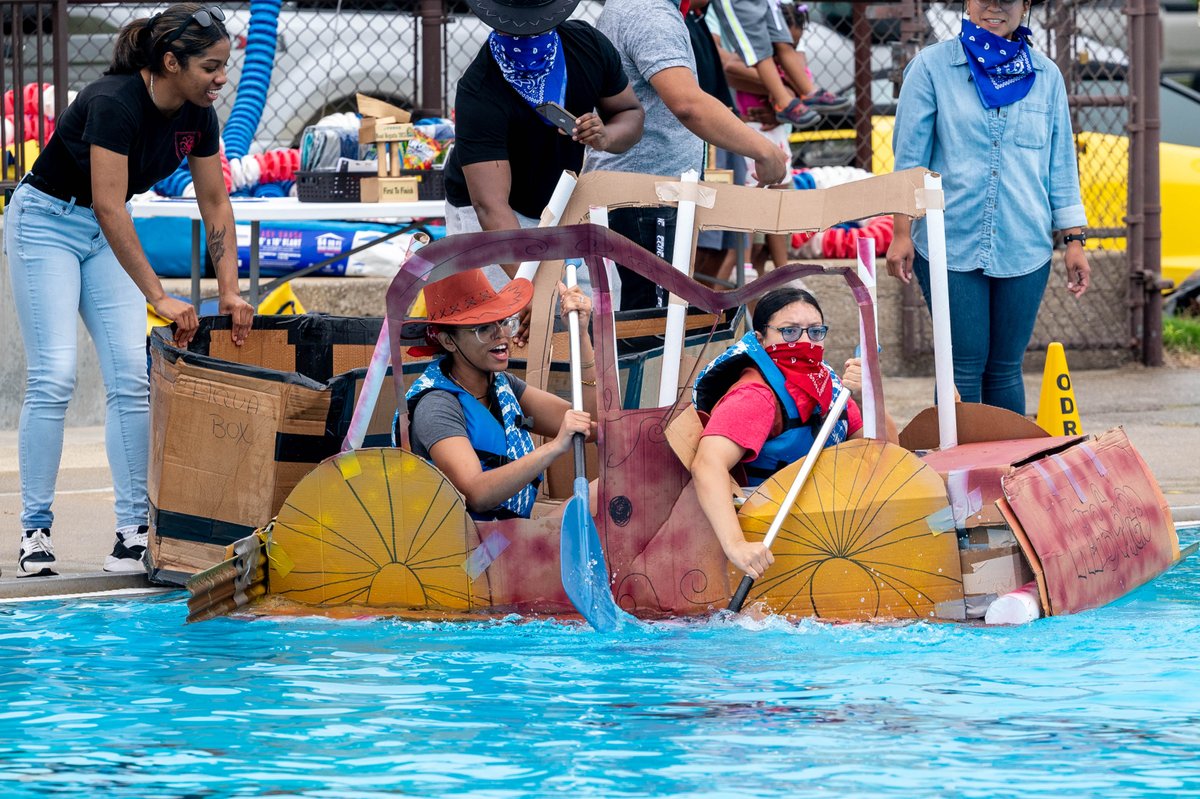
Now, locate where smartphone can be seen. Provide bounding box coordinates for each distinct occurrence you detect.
[535,101,577,135]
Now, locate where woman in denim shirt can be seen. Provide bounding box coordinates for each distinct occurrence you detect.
[885,0,1090,415]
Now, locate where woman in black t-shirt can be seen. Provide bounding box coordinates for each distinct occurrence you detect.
[443,0,644,282]
[4,3,253,578]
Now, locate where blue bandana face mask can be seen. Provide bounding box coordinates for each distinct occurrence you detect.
[488,30,567,121]
[959,18,1036,109]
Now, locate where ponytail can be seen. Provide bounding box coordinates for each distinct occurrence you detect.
[106,14,159,75]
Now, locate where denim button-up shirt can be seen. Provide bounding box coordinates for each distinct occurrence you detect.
[892,39,1088,277]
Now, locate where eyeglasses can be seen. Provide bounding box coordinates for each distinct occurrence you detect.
[160,6,226,51]
[766,324,829,343]
[972,0,1022,9]
[466,315,520,344]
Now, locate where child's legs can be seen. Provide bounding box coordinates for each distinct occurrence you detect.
[773,43,815,96]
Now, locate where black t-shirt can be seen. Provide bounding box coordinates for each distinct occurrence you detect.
[444,20,629,218]
[31,72,219,205]
[687,10,733,108]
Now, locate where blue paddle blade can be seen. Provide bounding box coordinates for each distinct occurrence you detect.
[561,479,633,632]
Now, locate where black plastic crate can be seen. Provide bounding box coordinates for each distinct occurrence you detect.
[296,169,446,203]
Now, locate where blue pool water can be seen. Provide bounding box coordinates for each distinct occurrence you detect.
[2,530,1199,798]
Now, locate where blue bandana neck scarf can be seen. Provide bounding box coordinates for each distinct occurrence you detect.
[960,19,1036,109]
[488,30,567,123]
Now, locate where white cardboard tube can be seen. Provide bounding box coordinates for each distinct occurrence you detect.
[589,206,622,401]
[984,581,1043,625]
[658,169,700,408]
[514,171,577,283]
[856,236,878,440]
[924,172,958,450]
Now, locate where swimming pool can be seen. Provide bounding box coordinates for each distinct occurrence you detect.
[2,527,1198,798]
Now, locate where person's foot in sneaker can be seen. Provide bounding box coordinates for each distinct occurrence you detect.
[18,528,57,578]
[803,89,853,114]
[775,98,820,129]
[104,525,148,573]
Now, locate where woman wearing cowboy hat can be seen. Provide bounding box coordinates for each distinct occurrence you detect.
[404,270,597,520]
[885,0,1090,415]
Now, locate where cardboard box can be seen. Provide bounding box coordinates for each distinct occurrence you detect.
[957,525,1035,618]
[360,175,421,203]
[147,315,399,584]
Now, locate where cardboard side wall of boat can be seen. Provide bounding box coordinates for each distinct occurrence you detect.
[147,315,396,583]
[901,403,1181,617]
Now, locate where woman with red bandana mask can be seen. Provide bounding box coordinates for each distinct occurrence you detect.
[690,288,897,579]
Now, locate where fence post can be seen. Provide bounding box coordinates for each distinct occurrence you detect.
[1139,0,1164,366]
[420,0,445,115]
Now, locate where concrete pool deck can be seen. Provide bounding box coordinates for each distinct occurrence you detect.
[1,363,1198,592]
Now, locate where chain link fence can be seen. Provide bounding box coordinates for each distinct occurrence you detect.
[2,0,1168,364]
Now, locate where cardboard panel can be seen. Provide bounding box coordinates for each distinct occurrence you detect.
[1001,428,1180,615]
[899,402,1051,452]
[918,435,1084,527]
[738,440,965,621]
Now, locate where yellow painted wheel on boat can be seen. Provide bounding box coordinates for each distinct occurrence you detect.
[268,448,490,611]
[737,439,963,621]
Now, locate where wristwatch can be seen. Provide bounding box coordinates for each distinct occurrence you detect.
[1063,232,1087,245]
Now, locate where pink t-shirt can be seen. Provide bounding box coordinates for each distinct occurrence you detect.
[702,369,863,462]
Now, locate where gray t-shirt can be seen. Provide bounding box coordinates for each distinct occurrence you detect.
[409,372,528,461]
[583,0,705,178]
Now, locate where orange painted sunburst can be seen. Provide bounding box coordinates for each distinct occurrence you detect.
[267,448,489,611]
[738,439,963,620]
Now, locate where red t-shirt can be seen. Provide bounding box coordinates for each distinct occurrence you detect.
[702,368,863,461]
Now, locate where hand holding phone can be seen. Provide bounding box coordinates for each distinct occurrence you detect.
[535,102,577,136]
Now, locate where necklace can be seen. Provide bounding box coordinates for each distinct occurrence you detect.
[449,371,489,402]
[149,72,156,104]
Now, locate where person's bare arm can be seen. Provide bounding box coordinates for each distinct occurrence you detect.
[90,145,198,346]
[190,152,253,344]
[691,435,774,579]
[649,66,788,186]
[461,160,523,279]
[574,84,644,153]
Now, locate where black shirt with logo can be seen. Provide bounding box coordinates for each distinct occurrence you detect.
[31,72,219,205]
[444,20,629,219]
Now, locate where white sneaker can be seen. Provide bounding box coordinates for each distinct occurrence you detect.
[103,525,148,574]
[18,528,57,577]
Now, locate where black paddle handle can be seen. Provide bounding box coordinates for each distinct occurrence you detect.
[573,432,586,479]
[728,575,754,612]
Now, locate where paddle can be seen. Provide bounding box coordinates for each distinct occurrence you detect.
[560,263,633,631]
[728,387,853,612]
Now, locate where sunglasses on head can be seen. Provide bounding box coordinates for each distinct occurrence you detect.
[160,6,226,51]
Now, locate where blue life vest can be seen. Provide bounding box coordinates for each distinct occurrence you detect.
[406,358,539,519]
[693,331,849,486]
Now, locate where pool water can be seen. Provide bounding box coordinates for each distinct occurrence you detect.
[2,529,1199,798]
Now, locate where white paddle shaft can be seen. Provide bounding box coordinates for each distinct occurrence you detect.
[566,264,584,413]
[855,236,878,440]
[761,388,852,551]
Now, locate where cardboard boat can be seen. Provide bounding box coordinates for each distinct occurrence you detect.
[186,169,1189,624]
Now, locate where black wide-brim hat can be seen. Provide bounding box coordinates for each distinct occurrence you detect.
[464,0,581,35]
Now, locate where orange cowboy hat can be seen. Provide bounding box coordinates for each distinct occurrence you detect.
[401,268,533,341]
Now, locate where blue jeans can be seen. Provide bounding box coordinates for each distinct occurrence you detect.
[912,253,1050,415]
[4,184,149,530]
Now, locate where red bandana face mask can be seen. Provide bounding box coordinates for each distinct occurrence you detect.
[765,340,831,422]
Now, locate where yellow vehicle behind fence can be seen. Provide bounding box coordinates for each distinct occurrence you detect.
[794,116,1200,290]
